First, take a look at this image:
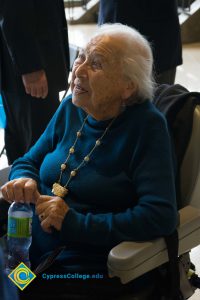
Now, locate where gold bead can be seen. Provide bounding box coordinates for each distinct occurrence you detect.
[69,147,75,154]
[96,140,101,146]
[61,164,67,171]
[84,156,90,162]
[77,131,81,137]
[71,170,77,177]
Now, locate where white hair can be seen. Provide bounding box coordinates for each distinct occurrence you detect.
[92,23,155,103]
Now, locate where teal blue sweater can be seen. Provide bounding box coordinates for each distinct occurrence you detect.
[10,95,177,270]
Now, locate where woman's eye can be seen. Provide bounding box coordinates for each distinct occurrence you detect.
[73,55,84,68]
[91,61,102,69]
[77,54,85,62]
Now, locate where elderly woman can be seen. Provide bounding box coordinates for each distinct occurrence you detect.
[1,24,177,298]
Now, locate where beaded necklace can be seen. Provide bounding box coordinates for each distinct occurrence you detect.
[52,114,117,198]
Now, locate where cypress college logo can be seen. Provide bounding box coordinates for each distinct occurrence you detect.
[8,262,36,290]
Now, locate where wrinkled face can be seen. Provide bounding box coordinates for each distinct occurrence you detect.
[71,36,132,120]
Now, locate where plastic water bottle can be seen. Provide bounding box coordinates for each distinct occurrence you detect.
[6,202,33,272]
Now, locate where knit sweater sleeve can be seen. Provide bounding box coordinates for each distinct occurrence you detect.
[9,99,67,185]
[60,112,178,248]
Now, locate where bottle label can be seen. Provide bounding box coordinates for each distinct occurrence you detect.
[7,217,32,238]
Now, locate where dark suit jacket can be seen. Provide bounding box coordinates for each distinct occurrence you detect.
[98,0,182,74]
[0,0,69,94]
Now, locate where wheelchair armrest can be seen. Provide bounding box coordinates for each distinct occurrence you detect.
[107,205,200,284]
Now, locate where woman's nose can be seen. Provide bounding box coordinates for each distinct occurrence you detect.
[75,62,88,78]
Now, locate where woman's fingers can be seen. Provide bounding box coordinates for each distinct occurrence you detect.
[36,197,69,232]
[36,200,51,215]
[40,216,53,233]
[1,180,21,202]
[33,190,41,202]
[40,213,64,233]
[24,180,39,203]
[1,183,12,203]
[1,178,39,203]
[35,196,59,217]
[36,195,53,207]
[12,180,25,202]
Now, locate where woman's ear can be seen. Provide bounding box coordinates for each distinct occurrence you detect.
[121,80,137,100]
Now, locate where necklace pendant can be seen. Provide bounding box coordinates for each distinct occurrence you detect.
[52,183,68,198]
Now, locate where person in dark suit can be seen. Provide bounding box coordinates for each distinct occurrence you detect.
[98,0,182,85]
[0,0,70,164]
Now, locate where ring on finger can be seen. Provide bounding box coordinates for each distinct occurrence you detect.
[39,214,45,222]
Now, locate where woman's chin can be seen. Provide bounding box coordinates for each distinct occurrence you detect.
[72,95,79,105]
[72,89,90,103]
[72,95,85,109]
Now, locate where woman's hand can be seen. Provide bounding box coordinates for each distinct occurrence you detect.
[35,195,69,233]
[1,178,40,203]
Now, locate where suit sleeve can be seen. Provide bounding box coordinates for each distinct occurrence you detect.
[1,0,43,74]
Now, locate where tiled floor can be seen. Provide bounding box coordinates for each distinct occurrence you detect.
[0,23,200,298]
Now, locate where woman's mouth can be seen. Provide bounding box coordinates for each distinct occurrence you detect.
[73,84,88,95]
